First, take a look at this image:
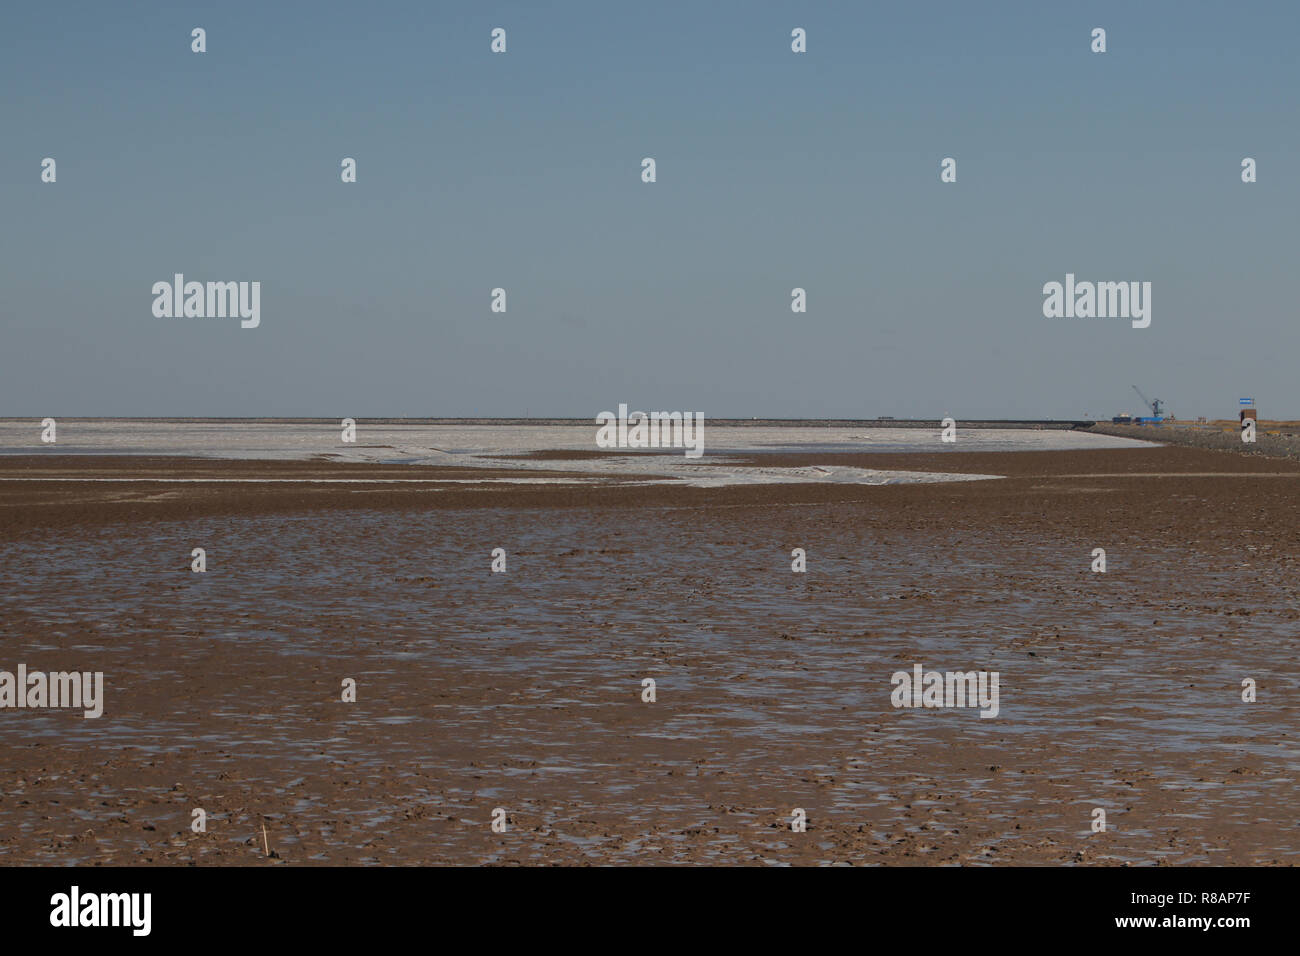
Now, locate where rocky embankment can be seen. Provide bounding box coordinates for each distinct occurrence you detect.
[1089,422,1300,461]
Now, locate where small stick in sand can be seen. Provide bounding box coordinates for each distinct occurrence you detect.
[262,822,269,857]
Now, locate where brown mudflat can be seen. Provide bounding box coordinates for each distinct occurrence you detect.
[1,444,1297,865]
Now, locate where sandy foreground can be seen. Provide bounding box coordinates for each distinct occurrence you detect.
[0,444,1298,865]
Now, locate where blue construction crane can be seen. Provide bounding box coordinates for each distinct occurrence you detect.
[1132,385,1166,421]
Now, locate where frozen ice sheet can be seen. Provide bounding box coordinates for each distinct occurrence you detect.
[0,420,1154,487]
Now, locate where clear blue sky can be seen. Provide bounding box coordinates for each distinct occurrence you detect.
[2,1,1296,419]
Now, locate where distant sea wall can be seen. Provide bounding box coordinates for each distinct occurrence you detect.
[1089,422,1300,461]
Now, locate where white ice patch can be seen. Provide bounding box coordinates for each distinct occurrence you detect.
[0,421,1152,487]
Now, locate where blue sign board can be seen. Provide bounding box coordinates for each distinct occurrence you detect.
[1239,398,1254,406]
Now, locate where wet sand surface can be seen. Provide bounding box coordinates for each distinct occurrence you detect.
[1,445,1298,865]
